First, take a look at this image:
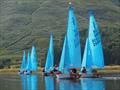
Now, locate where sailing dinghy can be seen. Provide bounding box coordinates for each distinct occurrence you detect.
[81,11,104,78]
[56,3,81,79]
[24,45,38,75]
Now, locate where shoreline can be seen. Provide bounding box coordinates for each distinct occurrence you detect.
[0,65,120,74]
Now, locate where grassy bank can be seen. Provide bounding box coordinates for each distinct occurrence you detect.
[0,65,120,74]
[98,65,120,74]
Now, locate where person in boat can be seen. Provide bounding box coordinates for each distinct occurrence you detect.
[81,67,87,77]
[49,65,58,75]
[18,70,24,74]
[53,64,59,72]
[24,70,32,75]
[70,68,80,79]
[92,69,101,78]
[81,67,87,73]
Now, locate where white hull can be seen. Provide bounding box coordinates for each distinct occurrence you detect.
[56,74,70,79]
[81,73,101,78]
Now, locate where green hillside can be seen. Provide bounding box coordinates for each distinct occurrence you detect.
[0,0,120,68]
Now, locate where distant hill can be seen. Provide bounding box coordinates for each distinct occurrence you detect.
[0,0,120,68]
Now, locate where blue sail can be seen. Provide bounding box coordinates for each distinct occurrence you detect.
[26,51,32,71]
[45,76,54,90]
[88,11,104,68]
[59,36,70,73]
[82,38,93,70]
[66,5,81,68]
[20,50,27,71]
[31,45,38,71]
[45,33,54,73]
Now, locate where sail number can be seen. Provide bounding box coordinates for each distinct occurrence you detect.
[92,30,100,46]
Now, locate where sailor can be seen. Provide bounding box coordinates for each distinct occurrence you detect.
[81,67,87,77]
[18,70,24,74]
[82,67,87,73]
[53,64,58,72]
[24,70,32,75]
[70,68,80,79]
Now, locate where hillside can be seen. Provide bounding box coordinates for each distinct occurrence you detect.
[0,0,120,68]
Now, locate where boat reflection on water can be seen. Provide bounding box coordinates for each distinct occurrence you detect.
[44,76,54,90]
[20,74,105,90]
[58,78,105,90]
[59,79,81,90]
[21,74,38,90]
[81,78,105,90]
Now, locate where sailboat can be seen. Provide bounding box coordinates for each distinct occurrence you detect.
[81,11,104,77]
[19,50,27,74]
[44,33,54,76]
[24,51,32,75]
[56,3,81,79]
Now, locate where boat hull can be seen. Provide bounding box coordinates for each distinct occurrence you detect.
[56,74,70,79]
[81,74,101,78]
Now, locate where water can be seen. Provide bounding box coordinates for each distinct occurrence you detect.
[0,74,120,90]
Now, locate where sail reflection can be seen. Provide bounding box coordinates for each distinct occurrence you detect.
[21,75,27,90]
[81,78,105,90]
[21,75,38,90]
[44,76,54,90]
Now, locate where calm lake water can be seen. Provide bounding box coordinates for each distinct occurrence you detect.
[0,74,120,90]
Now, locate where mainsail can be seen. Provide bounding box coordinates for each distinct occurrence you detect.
[88,11,104,68]
[20,50,27,71]
[45,33,54,73]
[66,5,81,68]
[31,45,38,71]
